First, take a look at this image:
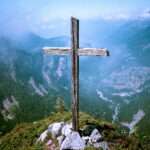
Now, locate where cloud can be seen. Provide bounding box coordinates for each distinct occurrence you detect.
[0,0,150,38]
[100,13,131,21]
[140,9,150,18]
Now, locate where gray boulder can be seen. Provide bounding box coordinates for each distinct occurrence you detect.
[48,122,64,138]
[60,131,85,150]
[90,128,102,143]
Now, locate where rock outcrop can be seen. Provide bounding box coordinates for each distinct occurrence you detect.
[48,122,65,138]
[89,128,102,143]
[0,112,144,150]
[38,121,110,150]
[60,131,85,150]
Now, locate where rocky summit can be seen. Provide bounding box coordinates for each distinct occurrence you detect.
[0,111,149,150]
[38,121,107,150]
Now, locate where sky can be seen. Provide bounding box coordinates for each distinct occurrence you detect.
[0,0,150,37]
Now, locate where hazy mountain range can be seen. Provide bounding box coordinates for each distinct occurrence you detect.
[0,17,150,137]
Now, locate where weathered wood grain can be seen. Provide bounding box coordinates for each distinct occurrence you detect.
[43,47,109,56]
[78,48,109,56]
[43,47,70,55]
[71,17,79,131]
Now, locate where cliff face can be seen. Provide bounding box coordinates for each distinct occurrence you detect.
[0,111,148,150]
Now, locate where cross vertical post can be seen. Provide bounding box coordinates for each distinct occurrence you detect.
[43,17,110,132]
[71,17,79,131]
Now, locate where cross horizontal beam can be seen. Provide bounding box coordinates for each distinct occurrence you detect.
[78,48,109,56]
[43,47,109,56]
[43,47,69,55]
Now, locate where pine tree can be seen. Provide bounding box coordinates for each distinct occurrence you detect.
[55,97,66,113]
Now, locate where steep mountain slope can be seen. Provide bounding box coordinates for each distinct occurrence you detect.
[0,35,70,135]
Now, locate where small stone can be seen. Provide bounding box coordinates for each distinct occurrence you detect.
[51,143,56,148]
[37,130,48,142]
[93,141,109,150]
[48,144,57,150]
[60,131,85,150]
[46,140,58,150]
[46,139,52,146]
[90,128,102,143]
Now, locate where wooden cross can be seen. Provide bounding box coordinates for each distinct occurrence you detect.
[43,17,109,131]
